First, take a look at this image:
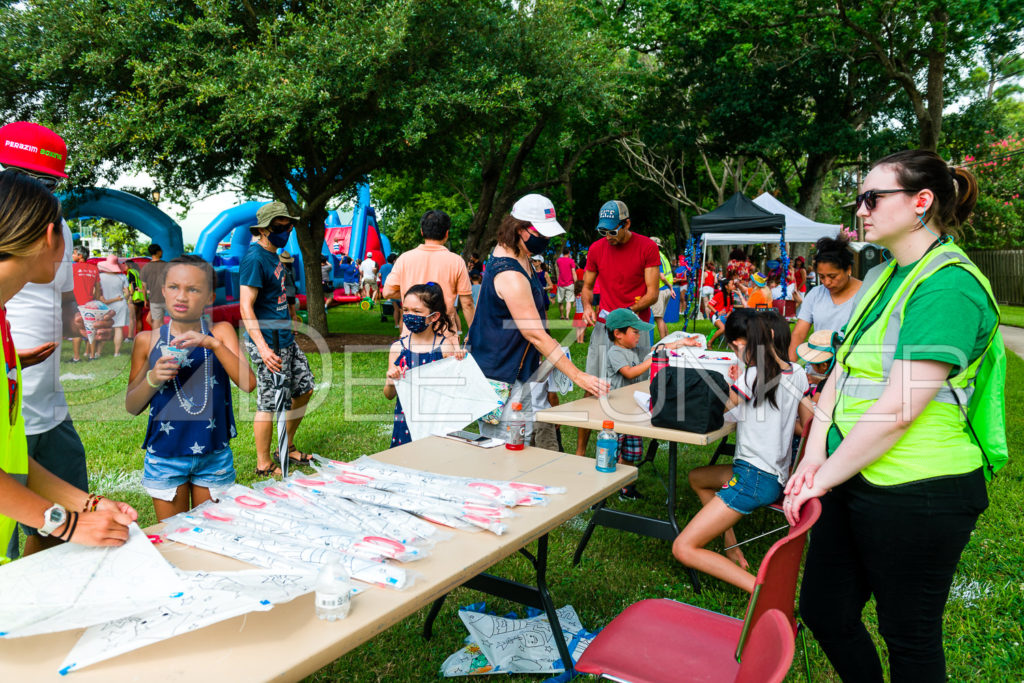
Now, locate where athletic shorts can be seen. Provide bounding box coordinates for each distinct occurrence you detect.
[651,288,672,318]
[244,340,316,412]
[149,302,167,327]
[20,419,88,536]
[142,447,236,501]
[716,460,783,515]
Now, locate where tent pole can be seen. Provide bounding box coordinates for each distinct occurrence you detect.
[698,242,708,325]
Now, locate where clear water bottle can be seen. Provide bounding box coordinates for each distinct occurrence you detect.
[505,402,526,451]
[595,420,618,472]
[315,560,351,621]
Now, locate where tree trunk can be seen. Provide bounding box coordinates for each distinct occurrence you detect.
[463,143,509,256]
[919,9,947,152]
[296,206,329,336]
[795,153,836,219]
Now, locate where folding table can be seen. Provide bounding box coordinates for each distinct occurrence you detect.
[0,439,634,681]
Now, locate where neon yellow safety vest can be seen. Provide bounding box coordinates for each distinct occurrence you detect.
[833,242,998,486]
[0,348,28,565]
[659,251,673,290]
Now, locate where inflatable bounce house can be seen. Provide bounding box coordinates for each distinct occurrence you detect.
[58,183,391,328]
[194,183,392,313]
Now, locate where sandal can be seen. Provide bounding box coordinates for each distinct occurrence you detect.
[254,463,283,477]
[274,445,314,466]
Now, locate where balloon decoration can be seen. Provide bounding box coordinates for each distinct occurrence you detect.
[682,234,702,331]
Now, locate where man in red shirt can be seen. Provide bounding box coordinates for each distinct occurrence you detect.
[71,246,100,361]
[578,200,660,470]
[554,247,577,320]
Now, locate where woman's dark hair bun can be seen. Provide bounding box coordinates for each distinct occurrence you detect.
[813,234,853,271]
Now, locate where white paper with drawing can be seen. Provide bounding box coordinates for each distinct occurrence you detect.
[60,570,318,673]
[0,524,184,638]
[395,354,500,441]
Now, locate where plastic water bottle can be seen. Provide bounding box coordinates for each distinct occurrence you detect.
[595,420,618,472]
[315,560,351,621]
[650,344,669,383]
[505,402,526,451]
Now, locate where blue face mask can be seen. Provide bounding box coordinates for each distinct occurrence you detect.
[403,313,434,334]
[267,230,291,248]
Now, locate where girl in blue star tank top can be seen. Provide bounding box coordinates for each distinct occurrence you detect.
[126,256,256,519]
[383,283,463,447]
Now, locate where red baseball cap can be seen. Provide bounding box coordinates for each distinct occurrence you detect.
[0,122,68,178]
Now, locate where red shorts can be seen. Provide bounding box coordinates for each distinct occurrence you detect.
[572,312,587,328]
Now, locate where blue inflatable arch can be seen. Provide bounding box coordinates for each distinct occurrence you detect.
[59,187,185,258]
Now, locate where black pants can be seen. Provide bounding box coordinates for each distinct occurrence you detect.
[799,469,988,683]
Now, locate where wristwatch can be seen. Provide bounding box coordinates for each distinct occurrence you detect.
[38,503,68,537]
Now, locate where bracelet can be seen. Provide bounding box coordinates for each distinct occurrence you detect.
[59,511,79,542]
[145,371,162,389]
[83,494,104,512]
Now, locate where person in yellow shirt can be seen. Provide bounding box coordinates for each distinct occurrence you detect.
[0,171,137,560]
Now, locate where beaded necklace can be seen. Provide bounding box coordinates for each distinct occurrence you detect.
[164,319,210,416]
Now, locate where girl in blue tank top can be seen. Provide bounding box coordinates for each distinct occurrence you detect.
[383,283,463,447]
[126,256,256,519]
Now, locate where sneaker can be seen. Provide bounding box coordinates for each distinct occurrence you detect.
[618,484,645,501]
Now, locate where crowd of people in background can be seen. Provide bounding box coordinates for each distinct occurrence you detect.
[0,120,998,683]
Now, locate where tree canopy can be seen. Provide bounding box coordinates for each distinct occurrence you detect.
[2,0,1022,287]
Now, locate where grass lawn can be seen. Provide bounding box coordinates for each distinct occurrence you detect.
[57,303,1024,681]
[1000,304,1024,328]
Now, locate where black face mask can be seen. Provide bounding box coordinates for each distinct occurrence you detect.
[523,232,550,256]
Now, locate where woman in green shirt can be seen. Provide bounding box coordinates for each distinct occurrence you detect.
[0,171,138,560]
[783,150,996,682]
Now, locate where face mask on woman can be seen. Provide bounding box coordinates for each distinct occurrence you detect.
[523,231,550,256]
[403,313,436,334]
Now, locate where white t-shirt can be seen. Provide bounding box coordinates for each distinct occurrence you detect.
[727,362,808,485]
[359,259,377,279]
[6,221,74,434]
[98,271,127,300]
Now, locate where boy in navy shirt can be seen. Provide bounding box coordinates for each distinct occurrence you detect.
[239,202,316,476]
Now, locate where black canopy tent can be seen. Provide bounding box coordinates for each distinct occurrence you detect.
[690,191,785,234]
[684,192,786,327]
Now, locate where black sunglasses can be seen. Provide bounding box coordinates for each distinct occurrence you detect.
[1,165,59,190]
[855,189,914,212]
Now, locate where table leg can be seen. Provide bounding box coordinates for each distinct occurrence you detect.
[668,442,702,593]
[571,501,602,566]
[422,593,448,640]
[708,436,734,466]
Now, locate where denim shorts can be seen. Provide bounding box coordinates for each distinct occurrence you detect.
[716,460,783,515]
[142,447,236,499]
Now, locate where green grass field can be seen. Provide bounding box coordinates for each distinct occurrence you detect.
[57,304,1024,681]
[1000,305,1024,328]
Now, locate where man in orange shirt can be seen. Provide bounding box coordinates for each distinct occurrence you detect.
[380,210,474,337]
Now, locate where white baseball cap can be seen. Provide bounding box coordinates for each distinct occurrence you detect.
[511,194,565,237]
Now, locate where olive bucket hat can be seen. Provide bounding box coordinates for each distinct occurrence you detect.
[250,201,300,233]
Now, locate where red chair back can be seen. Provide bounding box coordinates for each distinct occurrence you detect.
[734,609,795,683]
[735,497,821,657]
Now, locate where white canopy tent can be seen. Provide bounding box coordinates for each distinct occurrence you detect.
[697,194,840,247]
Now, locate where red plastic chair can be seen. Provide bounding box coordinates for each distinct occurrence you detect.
[734,609,795,683]
[574,498,821,683]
